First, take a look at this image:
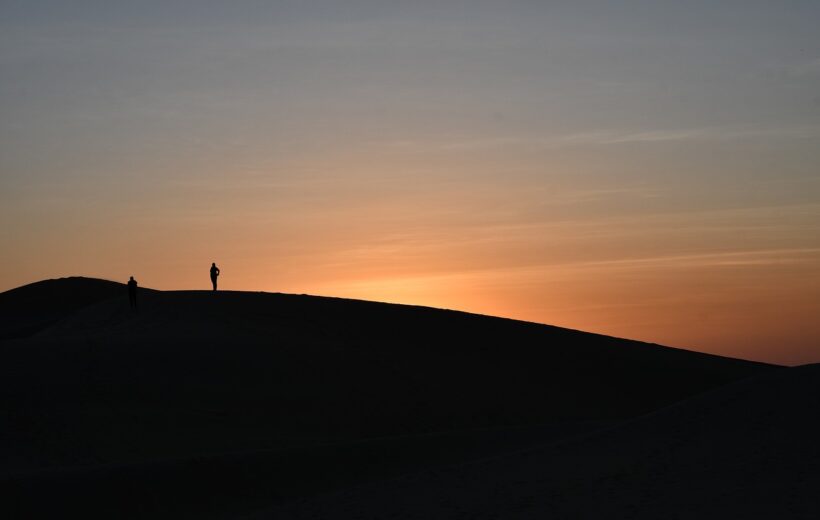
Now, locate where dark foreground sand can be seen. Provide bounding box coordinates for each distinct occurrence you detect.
[256,364,820,519]
[1,277,814,518]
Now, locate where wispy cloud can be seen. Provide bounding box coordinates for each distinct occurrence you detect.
[566,248,820,270]
[557,125,820,145]
[377,124,820,153]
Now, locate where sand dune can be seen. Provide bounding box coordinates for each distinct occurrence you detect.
[0,277,796,518]
[261,363,820,519]
[0,277,126,340]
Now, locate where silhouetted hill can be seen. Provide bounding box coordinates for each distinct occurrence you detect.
[0,277,783,518]
[0,277,128,340]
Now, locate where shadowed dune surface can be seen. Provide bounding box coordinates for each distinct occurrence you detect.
[261,364,820,519]
[0,277,128,340]
[0,277,795,518]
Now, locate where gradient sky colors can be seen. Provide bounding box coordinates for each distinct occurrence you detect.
[2,1,819,365]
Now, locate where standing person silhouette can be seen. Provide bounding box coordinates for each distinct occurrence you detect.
[127,276,138,309]
[210,262,220,291]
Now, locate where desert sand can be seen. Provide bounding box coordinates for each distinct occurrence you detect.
[1,277,815,518]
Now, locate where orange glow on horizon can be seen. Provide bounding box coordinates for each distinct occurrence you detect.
[3,166,819,367]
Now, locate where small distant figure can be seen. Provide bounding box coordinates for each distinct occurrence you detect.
[127,276,138,309]
[210,262,220,291]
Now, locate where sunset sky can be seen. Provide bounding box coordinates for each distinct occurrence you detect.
[2,1,819,365]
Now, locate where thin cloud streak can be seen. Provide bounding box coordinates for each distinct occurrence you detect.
[555,125,820,146]
[377,124,820,153]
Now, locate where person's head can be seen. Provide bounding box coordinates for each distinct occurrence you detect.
[212,262,216,267]
[129,276,134,281]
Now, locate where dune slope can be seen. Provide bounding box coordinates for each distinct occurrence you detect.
[0,277,126,340]
[262,363,820,519]
[0,277,780,518]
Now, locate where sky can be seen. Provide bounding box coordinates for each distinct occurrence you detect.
[2,1,819,365]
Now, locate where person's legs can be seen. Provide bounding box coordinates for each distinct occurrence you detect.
[211,276,217,291]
